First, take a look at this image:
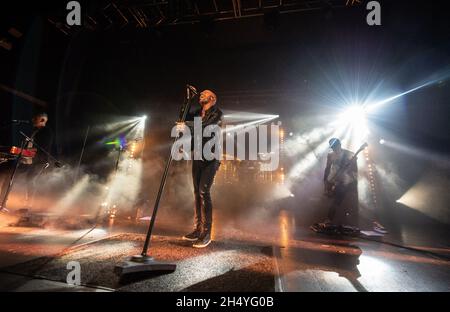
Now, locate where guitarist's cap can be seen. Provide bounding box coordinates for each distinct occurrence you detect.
[33,112,48,119]
[329,138,341,148]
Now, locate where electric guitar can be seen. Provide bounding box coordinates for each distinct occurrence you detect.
[324,142,368,197]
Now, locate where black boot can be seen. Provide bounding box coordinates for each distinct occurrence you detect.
[193,231,211,248]
[182,228,201,241]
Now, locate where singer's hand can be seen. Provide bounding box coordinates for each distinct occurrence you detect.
[175,122,186,132]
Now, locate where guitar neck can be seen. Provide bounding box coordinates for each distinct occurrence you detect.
[330,143,368,181]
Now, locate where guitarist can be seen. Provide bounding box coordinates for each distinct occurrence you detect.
[322,138,358,225]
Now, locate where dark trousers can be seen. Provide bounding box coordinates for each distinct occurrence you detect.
[327,181,358,222]
[192,160,220,234]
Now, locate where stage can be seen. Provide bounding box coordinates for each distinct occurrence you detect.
[0,209,448,292]
[0,0,449,297]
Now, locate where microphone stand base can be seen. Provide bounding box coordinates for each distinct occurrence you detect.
[114,255,176,276]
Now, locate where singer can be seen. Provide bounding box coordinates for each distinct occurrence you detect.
[178,90,223,248]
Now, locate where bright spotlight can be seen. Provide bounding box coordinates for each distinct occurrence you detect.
[379,139,385,145]
[138,116,147,130]
[341,105,367,124]
[289,132,293,137]
[336,105,370,148]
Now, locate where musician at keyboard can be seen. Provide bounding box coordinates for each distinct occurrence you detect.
[0,112,53,206]
[23,112,53,165]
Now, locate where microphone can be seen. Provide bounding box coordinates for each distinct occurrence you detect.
[186,84,198,95]
[12,120,30,124]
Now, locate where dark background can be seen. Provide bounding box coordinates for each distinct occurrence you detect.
[1,0,449,154]
[0,0,449,233]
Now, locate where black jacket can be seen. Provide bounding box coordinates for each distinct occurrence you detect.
[185,105,223,160]
[31,126,53,164]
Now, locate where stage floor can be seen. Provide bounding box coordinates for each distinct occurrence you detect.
[274,228,450,292]
[274,209,450,292]
[0,227,275,292]
[0,210,449,292]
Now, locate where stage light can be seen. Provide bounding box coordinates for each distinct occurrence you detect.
[223,111,279,123]
[289,132,293,137]
[106,136,127,149]
[379,139,385,145]
[366,80,441,113]
[357,255,389,279]
[340,105,367,125]
[50,175,90,213]
[395,171,450,223]
[135,115,147,132]
[330,104,369,152]
[287,125,347,185]
[103,156,143,214]
[283,125,334,158]
[223,112,279,134]
[380,139,450,167]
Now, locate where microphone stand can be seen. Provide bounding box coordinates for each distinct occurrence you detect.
[73,125,90,184]
[115,85,197,276]
[0,136,28,212]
